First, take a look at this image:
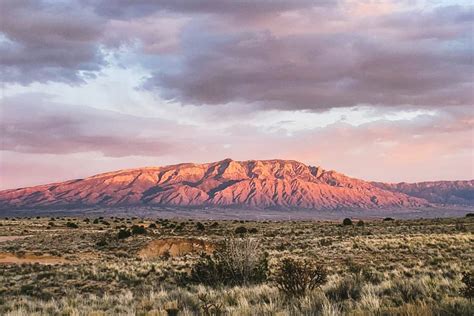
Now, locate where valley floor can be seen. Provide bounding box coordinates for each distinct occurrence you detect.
[0,216,473,315]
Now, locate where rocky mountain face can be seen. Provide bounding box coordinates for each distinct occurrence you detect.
[373,181,474,206]
[0,159,445,210]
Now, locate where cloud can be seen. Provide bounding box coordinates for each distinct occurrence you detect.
[0,94,191,157]
[84,0,324,19]
[2,0,472,112]
[0,0,107,84]
[144,4,473,110]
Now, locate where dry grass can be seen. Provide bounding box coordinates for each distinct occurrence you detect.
[0,216,473,315]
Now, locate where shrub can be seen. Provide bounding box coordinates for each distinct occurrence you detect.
[210,222,219,228]
[342,218,353,226]
[188,237,268,286]
[196,222,205,231]
[249,227,258,233]
[460,271,473,300]
[131,225,147,235]
[235,226,248,234]
[326,275,363,301]
[66,222,78,229]
[357,220,365,227]
[465,213,474,217]
[383,217,395,221]
[117,229,131,239]
[274,258,327,298]
[148,223,157,229]
[93,219,99,224]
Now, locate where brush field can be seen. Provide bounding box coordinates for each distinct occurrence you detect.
[0,215,473,315]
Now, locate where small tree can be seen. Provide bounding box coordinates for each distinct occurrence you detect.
[196,222,205,231]
[131,225,147,235]
[117,229,131,239]
[342,218,353,226]
[235,226,247,234]
[274,258,327,298]
[66,222,78,229]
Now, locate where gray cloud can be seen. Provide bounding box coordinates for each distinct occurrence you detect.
[84,0,325,19]
[144,4,473,110]
[0,94,189,157]
[0,0,107,84]
[1,0,473,113]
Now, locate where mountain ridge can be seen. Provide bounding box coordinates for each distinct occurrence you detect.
[1,159,472,211]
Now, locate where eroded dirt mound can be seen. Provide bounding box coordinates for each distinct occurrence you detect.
[139,238,214,258]
[0,252,69,265]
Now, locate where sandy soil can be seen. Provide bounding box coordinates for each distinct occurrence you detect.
[0,235,32,243]
[139,238,214,258]
[0,252,69,265]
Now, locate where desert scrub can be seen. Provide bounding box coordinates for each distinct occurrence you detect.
[187,237,269,286]
[274,257,327,298]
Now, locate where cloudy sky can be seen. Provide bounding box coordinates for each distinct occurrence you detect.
[0,0,473,189]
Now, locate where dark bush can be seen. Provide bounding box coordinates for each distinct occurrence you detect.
[274,258,327,298]
[188,238,268,286]
[131,225,147,235]
[342,218,353,226]
[66,222,78,229]
[235,226,248,234]
[96,239,108,247]
[210,222,219,228]
[466,213,474,217]
[117,229,131,239]
[326,274,363,301]
[93,219,99,224]
[149,223,157,229]
[356,220,365,227]
[196,222,205,231]
[461,271,473,300]
[383,217,395,221]
[248,228,258,234]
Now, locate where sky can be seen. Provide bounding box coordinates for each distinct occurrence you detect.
[0,0,473,190]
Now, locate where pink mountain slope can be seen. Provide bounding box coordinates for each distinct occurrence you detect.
[0,159,430,210]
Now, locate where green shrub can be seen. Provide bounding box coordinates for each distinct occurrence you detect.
[235,226,247,234]
[196,222,205,231]
[342,218,353,226]
[131,225,147,235]
[66,222,78,229]
[117,229,131,239]
[274,258,327,298]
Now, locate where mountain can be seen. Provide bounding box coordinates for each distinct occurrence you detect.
[0,159,434,211]
[373,180,474,206]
